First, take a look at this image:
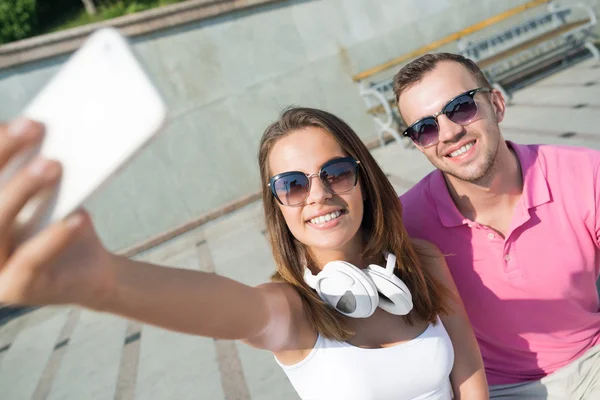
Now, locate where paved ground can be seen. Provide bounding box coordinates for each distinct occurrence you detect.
[1,58,599,400]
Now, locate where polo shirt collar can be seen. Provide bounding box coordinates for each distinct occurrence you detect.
[430,170,468,227]
[510,141,551,210]
[429,141,551,228]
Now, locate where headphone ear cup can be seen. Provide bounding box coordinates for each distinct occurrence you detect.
[312,261,379,318]
[366,264,413,316]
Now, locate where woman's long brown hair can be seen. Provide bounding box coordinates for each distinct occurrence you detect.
[258,107,451,341]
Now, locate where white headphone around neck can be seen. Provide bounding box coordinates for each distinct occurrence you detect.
[303,253,413,318]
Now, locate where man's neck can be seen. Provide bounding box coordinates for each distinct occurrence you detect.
[444,141,523,225]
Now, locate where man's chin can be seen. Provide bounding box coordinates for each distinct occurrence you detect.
[445,163,494,184]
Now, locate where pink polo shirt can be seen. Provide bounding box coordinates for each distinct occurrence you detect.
[400,141,600,385]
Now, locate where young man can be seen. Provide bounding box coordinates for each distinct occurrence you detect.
[395,53,600,399]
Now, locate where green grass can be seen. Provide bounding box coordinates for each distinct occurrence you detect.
[43,0,188,34]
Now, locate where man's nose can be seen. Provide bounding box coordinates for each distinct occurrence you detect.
[436,113,465,143]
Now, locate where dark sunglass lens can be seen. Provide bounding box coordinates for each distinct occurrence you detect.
[411,118,439,147]
[446,94,478,125]
[273,174,309,206]
[321,160,357,194]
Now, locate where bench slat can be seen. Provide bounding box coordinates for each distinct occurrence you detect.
[478,19,591,69]
[352,0,551,82]
[356,1,597,149]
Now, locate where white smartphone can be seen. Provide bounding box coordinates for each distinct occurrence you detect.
[8,27,168,242]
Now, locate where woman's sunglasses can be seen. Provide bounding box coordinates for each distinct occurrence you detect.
[402,87,492,148]
[268,157,361,207]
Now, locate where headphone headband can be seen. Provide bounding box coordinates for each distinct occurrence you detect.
[303,267,318,288]
[384,252,396,274]
[303,252,412,318]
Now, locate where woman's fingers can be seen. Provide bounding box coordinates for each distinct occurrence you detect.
[0,118,44,171]
[0,118,55,238]
[0,211,86,305]
[0,158,62,236]
[0,119,103,307]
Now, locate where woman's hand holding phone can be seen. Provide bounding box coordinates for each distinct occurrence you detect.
[0,118,116,309]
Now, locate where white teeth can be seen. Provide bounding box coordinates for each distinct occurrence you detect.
[309,210,342,225]
[448,142,474,157]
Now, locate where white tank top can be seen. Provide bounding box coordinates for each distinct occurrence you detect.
[275,317,454,400]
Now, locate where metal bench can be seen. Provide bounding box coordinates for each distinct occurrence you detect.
[458,2,599,101]
[358,76,408,147]
[354,0,598,148]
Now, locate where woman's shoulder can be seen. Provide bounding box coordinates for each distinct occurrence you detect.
[255,281,306,317]
[256,281,316,330]
[410,238,453,286]
[256,281,319,364]
[411,238,444,258]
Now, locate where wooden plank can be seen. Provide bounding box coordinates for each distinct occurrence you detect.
[352,0,551,82]
[498,45,592,88]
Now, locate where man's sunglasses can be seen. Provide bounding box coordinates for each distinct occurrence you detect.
[268,157,360,207]
[402,87,492,148]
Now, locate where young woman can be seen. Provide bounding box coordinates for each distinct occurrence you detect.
[0,108,488,399]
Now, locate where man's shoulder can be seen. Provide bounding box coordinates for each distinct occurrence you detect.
[399,170,437,205]
[398,170,441,236]
[513,143,600,197]
[515,142,600,165]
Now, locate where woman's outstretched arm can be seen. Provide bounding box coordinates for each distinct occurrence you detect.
[0,118,303,354]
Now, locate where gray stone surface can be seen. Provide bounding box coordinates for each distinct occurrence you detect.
[0,0,576,251]
[46,311,128,400]
[0,308,70,400]
[135,325,223,400]
[133,248,226,400]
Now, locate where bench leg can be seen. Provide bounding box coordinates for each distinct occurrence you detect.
[374,119,404,147]
[375,123,386,147]
[386,126,405,148]
[584,41,600,62]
